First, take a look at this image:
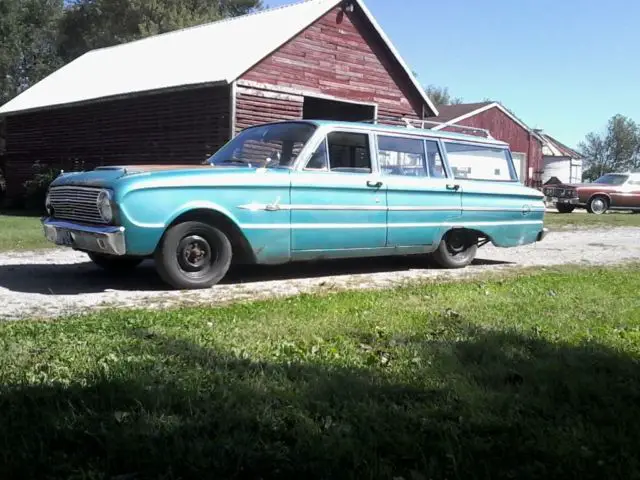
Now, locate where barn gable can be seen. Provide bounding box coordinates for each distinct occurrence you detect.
[238,4,429,128]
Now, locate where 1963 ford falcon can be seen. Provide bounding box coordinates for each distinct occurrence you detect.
[42,120,548,289]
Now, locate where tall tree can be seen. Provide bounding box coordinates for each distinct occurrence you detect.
[424,84,462,106]
[579,114,640,180]
[58,0,262,63]
[0,0,64,105]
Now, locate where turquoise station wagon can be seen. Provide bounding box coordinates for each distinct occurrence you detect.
[42,120,548,289]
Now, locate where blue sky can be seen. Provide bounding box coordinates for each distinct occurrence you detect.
[266,0,640,148]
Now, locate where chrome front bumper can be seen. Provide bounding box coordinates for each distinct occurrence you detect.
[42,218,126,256]
[544,196,579,205]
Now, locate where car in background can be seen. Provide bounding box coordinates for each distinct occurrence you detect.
[544,172,640,214]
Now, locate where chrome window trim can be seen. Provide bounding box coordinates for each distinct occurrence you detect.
[290,122,510,173]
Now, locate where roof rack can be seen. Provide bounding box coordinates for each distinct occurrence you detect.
[402,118,494,139]
[353,116,494,139]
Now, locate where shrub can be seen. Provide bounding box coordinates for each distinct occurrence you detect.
[22,162,61,212]
[0,166,6,205]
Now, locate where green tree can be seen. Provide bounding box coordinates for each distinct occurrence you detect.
[58,0,263,63]
[579,114,640,180]
[0,0,64,105]
[424,84,462,107]
[0,0,262,106]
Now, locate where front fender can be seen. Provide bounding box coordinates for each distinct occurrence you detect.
[118,197,244,256]
[116,184,292,261]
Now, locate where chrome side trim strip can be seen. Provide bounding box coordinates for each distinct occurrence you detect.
[238,203,546,213]
[241,220,544,230]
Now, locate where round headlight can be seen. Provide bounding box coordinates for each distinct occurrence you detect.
[96,190,114,223]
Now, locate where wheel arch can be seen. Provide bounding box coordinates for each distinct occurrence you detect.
[587,192,612,204]
[162,208,257,265]
[436,227,493,247]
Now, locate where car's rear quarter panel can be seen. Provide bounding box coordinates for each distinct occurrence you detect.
[459,180,546,247]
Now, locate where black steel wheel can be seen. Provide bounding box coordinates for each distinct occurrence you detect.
[88,252,143,272]
[431,230,478,269]
[154,221,232,289]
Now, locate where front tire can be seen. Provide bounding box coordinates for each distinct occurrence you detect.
[154,221,232,290]
[88,252,143,272]
[431,230,478,269]
[556,204,575,214]
[587,196,609,215]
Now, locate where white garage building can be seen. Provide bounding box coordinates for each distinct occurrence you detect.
[537,131,584,184]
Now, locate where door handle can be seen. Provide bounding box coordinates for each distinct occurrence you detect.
[367,180,383,188]
[446,184,460,191]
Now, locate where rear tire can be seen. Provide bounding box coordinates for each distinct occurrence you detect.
[556,204,575,214]
[431,230,478,269]
[88,252,143,272]
[154,221,232,290]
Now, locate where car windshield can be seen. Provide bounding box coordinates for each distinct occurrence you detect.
[208,122,317,168]
[594,174,629,185]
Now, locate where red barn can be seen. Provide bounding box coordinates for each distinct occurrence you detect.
[426,102,544,187]
[0,0,438,200]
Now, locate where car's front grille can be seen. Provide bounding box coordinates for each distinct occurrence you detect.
[49,186,105,224]
[544,186,576,198]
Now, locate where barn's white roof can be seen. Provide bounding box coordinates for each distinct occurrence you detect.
[538,132,583,159]
[0,0,437,116]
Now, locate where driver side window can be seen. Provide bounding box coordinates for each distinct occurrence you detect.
[304,132,372,173]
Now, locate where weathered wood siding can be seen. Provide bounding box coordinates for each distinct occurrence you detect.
[235,86,303,133]
[3,86,230,198]
[442,106,543,186]
[238,4,427,127]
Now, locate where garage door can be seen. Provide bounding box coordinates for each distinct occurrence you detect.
[511,152,527,182]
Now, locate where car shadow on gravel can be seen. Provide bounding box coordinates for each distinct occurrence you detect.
[0,256,514,295]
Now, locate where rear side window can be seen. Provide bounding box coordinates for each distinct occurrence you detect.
[425,140,447,178]
[377,136,426,177]
[444,142,516,181]
[377,136,448,178]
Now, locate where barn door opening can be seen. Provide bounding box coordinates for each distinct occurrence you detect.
[303,96,376,122]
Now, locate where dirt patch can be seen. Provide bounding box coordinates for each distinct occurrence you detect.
[1,227,639,321]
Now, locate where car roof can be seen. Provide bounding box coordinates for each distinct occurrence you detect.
[247,119,510,147]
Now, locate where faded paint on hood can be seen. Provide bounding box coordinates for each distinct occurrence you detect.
[112,164,212,173]
[50,164,216,189]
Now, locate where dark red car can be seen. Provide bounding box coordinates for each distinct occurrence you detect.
[543,172,640,214]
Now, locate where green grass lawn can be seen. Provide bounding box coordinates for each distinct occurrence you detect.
[1,265,639,479]
[544,211,640,229]
[0,214,53,251]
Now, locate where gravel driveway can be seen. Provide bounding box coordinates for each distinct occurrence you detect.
[1,227,639,321]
